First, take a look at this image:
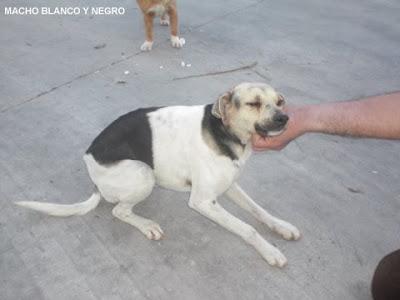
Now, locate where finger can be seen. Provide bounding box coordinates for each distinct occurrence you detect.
[252,138,274,149]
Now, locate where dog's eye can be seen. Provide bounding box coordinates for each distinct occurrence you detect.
[277,99,285,107]
[246,102,261,108]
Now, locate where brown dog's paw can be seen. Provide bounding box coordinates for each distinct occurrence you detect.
[171,36,185,48]
[140,40,153,51]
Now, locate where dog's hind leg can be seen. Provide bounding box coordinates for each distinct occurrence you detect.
[112,202,164,240]
[97,160,163,240]
[225,183,301,241]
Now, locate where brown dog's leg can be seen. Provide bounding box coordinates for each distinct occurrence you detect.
[141,13,154,51]
[168,7,185,48]
[168,6,178,36]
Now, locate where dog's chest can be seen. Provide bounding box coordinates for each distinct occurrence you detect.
[207,156,245,194]
[148,4,165,16]
[147,3,167,16]
[200,144,252,196]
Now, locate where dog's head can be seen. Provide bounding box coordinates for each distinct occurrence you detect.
[212,82,288,142]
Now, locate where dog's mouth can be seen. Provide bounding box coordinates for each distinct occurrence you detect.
[255,124,287,137]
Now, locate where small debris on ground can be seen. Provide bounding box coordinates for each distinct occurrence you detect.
[180,61,192,67]
[116,80,127,85]
[173,61,257,81]
[160,66,164,69]
[94,43,106,50]
[124,70,130,75]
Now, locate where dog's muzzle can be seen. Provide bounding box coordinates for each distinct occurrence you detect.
[255,113,289,137]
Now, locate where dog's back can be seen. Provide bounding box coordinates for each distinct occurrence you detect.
[86,107,161,168]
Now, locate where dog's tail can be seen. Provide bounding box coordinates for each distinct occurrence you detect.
[15,191,101,217]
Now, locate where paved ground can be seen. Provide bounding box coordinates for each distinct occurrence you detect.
[1,0,400,299]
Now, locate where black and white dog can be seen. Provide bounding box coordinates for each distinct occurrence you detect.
[17,82,300,267]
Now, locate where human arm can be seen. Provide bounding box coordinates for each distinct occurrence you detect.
[252,92,400,151]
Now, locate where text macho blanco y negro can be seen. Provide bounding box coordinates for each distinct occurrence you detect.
[4,7,125,15]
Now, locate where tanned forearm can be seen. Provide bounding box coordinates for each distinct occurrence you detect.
[252,92,400,150]
[303,92,400,139]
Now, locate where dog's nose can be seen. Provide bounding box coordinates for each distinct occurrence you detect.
[273,113,289,125]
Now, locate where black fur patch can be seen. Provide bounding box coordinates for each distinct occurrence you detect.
[202,104,244,160]
[86,107,161,168]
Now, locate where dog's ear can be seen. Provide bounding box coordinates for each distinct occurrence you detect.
[277,93,285,106]
[212,91,232,121]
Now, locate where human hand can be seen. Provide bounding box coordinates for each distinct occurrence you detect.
[252,106,307,151]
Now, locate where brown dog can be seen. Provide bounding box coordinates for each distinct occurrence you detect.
[136,0,185,51]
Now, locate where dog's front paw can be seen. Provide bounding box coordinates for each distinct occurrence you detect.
[261,245,288,267]
[255,238,287,267]
[171,35,185,48]
[140,40,153,51]
[271,219,301,241]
